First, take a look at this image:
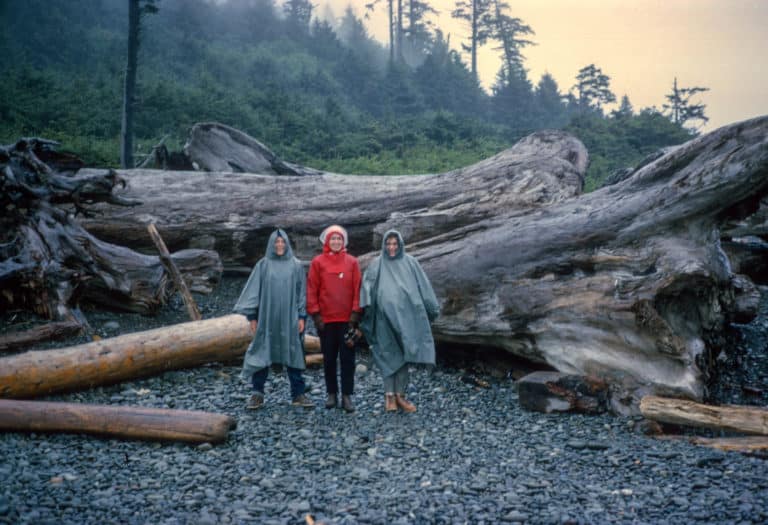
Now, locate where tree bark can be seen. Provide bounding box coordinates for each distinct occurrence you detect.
[80,117,768,412]
[640,395,768,436]
[0,399,236,444]
[0,314,319,399]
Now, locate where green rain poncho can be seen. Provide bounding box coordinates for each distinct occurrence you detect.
[233,229,307,379]
[360,230,440,377]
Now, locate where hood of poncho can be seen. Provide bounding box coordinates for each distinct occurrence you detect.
[381,229,405,260]
[267,228,294,260]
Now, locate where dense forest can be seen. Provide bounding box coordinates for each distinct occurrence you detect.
[0,0,705,189]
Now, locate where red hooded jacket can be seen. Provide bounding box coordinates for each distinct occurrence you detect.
[307,226,362,323]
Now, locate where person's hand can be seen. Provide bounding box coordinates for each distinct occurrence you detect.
[312,313,325,333]
[249,320,257,334]
[298,318,305,333]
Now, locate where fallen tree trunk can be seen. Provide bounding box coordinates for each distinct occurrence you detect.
[0,314,320,399]
[0,399,235,444]
[0,138,223,320]
[0,320,82,353]
[80,118,768,412]
[640,395,768,436]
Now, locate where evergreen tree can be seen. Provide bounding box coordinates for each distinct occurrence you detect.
[403,0,437,66]
[534,72,567,128]
[121,0,158,169]
[366,0,396,63]
[451,0,493,81]
[611,94,634,120]
[572,64,616,114]
[414,30,483,115]
[487,0,535,87]
[662,77,709,131]
[283,0,314,36]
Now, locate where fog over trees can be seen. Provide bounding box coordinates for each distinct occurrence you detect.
[0,0,703,188]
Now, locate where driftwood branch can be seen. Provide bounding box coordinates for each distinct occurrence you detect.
[147,223,201,321]
[640,395,768,436]
[0,399,236,444]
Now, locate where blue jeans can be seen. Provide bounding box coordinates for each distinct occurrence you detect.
[251,366,306,399]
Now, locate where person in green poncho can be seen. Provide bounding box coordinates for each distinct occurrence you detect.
[360,230,440,413]
[233,229,314,410]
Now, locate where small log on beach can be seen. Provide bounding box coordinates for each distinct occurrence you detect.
[0,314,321,399]
[0,320,82,353]
[640,395,768,436]
[0,399,236,444]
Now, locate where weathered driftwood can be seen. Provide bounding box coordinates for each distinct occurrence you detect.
[0,314,320,399]
[640,395,768,436]
[0,320,82,353]
[147,223,202,321]
[82,127,587,268]
[184,122,317,175]
[686,436,768,453]
[0,138,222,321]
[0,399,235,444]
[80,117,768,412]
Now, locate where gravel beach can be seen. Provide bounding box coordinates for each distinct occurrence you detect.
[1,278,767,524]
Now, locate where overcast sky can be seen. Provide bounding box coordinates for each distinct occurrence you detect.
[317,0,767,131]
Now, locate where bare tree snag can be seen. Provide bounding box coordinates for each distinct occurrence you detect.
[147,223,202,321]
[74,117,768,411]
[0,314,320,399]
[0,399,235,444]
[640,395,768,436]
[0,138,222,321]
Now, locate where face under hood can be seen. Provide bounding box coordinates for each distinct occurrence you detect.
[320,224,348,253]
[266,228,294,259]
[381,229,405,259]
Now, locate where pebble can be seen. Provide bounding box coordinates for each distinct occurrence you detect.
[1,276,765,524]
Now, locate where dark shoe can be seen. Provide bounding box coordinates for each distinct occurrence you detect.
[246,393,264,410]
[342,395,355,413]
[291,394,315,409]
[395,394,416,413]
[325,394,337,409]
[385,393,397,412]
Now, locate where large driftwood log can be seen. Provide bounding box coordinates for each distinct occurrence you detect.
[0,399,236,444]
[0,314,320,399]
[0,138,223,320]
[80,118,768,412]
[640,395,768,436]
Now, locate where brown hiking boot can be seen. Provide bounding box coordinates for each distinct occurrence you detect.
[291,394,315,409]
[325,393,337,409]
[246,393,264,410]
[385,393,398,412]
[341,395,355,413]
[395,394,416,413]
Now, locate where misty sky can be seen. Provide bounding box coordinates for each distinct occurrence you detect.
[318,0,767,131]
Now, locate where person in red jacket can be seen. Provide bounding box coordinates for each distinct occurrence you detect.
[307,224,362,413]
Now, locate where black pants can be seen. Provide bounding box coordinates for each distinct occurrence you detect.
[320,322,355,396]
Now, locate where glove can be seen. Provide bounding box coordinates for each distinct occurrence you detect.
[312,313,325,333]
[349,310,361,328]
